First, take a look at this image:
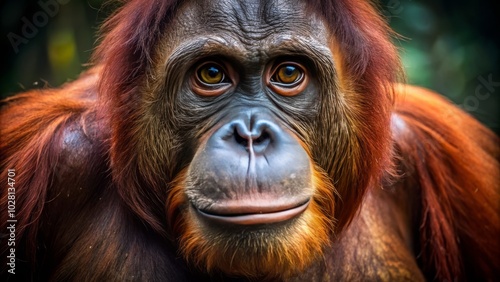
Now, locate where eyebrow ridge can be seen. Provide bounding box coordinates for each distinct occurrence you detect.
[165,35,333,69]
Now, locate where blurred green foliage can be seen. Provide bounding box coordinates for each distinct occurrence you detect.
[1,0,109,93]
[1,0,498,133]
[380,0,499,133]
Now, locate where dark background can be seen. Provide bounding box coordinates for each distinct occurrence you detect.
[1,0,498,133]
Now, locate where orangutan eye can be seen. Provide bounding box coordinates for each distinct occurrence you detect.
[272,64,303,85]
[192,61,234,97]
[197,64,227,85]
[268,62,309,96]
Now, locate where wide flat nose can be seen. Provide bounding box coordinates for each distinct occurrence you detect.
[188,108,314,218]
[215,112,283,155]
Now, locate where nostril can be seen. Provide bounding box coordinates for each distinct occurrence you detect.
[234,127,249,147]
[254,131,270,145]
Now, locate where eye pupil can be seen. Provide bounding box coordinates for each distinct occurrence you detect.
[283,66,296,77]
[207,66,220,78]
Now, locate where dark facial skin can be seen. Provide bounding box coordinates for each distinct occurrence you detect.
[157,0,334,224]
[140,0,343,276]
